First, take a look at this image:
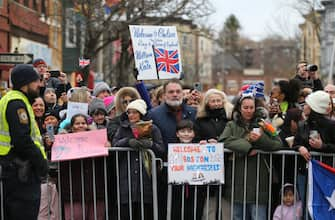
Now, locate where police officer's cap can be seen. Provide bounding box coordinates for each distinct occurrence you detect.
[11,64,40,89]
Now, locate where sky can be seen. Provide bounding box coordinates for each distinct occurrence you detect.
[208,0,306,41]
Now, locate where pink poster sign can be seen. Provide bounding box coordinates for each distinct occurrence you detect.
[51,129,108,162]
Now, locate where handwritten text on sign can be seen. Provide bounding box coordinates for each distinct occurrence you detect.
[51,129,108,162]
[129,25,182,80]
[168,143,224,185]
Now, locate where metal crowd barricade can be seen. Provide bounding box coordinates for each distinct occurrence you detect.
[0,148,335,220]
[0,147,162,220]
[166,149,335,220]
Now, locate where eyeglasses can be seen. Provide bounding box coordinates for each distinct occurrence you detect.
[122,99,135,105]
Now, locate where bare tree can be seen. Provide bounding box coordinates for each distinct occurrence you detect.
[292,0,322,43]
[69,0,214,85]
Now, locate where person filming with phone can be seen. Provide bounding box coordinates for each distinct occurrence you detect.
[292,91,335,217]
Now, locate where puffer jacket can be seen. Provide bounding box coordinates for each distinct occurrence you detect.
[219,120,282,204]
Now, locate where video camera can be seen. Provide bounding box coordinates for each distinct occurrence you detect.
[307,64,318,72]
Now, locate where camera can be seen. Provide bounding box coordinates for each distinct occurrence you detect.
[193,82,202,91]
[307,64,318,72]
[49,70,60,78]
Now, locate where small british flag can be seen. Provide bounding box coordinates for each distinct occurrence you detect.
[79,58,90,67]
[154,48,180,74]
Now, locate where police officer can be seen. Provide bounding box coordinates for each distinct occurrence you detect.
[0,64,48,220]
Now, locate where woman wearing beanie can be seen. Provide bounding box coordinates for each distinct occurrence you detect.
[292,90,335,217]
[193,89,233,220]
[112,99,164,220]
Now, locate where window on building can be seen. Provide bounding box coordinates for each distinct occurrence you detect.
[183,35,187,45]
[24,0,29,7]
[41,0,47,16]
[33,0,37,10]
[0,0,3,8]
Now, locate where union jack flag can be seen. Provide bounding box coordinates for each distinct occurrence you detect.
[79,58,90,67]
[154,48,180,74]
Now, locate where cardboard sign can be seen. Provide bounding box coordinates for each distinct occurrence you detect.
[66,101,88,120]
[129,25,182,80]
[168,143,224,185]
[51,129,108,162]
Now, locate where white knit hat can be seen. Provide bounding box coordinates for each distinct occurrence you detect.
[305,90,331,114]
[126,99,147,115]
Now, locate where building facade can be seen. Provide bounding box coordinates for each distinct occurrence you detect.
[320,0,335,80]
[299,11,321,69]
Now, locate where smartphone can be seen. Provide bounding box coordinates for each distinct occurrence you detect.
[193,82,202,92]
[49,70,60,78]
[46,124,55,142]
[252,127,260,134]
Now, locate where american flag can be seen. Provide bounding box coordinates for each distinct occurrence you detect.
[154,48,180,74]
[79,58,90,67]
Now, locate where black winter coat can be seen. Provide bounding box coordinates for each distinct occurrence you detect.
[194,108,229,142]
[293,114,335,173]
[112,115,165,204]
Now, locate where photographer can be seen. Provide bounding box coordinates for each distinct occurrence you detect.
[46,70,61,89]
[307,64,323,91]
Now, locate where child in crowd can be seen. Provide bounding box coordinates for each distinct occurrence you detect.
[59,114,106,220]
[89,97,109,129]
[273,183,302,220]
[171,120,204,220]
[43,88,62,113]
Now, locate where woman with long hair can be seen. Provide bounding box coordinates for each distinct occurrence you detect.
[219,95,282,220]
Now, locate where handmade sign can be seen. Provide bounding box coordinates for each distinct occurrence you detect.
[168,143,224,185]
[66,101,88,120]
[51,129,108,161]
[129,25,182,80]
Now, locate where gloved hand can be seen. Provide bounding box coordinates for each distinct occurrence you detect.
[38,159,49,178]
[129,138,153,150]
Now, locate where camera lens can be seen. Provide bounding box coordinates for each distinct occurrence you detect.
[307,64,318,72]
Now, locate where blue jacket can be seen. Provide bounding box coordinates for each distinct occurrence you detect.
[148,103,196,159]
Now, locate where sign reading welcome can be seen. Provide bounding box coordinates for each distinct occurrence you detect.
[129,25,182,80]
[51,129,108,162]
[168,143,224,185]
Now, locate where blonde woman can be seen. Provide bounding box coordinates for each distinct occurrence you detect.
[193,89,233,220]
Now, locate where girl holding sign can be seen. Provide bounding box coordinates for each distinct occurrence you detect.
[59,114,106,220]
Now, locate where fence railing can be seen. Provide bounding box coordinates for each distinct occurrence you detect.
[1,148,334,220]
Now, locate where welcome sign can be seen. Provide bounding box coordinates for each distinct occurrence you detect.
[168,143,224,185]
[129,25,182,80]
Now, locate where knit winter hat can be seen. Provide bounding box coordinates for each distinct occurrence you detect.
[32,58,47,67]
[44,109,60,121]
[11,64,40,89]
[126,99,147,115]
[93,82,111,97]
[305,90,331,115]
[89,98,107,115]
[103,95,115,107]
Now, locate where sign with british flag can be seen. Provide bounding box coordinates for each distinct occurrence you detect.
[129,25,182,80]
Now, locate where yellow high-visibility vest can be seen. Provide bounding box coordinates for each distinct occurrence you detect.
[0,90,46,158]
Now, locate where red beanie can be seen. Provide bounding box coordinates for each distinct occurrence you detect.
[33,58,47,67]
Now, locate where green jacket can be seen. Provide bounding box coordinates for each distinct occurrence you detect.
[219,121,282,204]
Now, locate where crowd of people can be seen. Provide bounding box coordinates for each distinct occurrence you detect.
[1,57,335,220]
